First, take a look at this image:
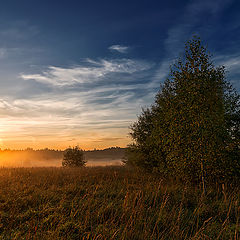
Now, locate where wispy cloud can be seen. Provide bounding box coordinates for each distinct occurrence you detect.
[0,92,139,149]
[214,55,240,90]
[0,57,156,149]
[109,45,129,53]
[21,58,152,86]
[215,55,240,70]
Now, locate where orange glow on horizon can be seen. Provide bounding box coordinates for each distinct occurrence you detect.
[0,114,133,151]
[0,138,130,151]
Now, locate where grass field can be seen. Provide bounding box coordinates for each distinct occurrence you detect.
[0,166,239,239]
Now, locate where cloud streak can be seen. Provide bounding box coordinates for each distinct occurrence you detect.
[109,45,129,53]
[21,58,152,86]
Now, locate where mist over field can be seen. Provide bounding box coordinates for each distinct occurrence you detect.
[0,147,125,167]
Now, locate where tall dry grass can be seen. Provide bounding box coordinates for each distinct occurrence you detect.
[0,167,239,239]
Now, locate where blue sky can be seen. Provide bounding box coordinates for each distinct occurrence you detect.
[0,0,239,149]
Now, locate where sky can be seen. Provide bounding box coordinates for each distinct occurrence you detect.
[0,0,239,150]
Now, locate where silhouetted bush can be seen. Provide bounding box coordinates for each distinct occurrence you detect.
[62,146,86,167]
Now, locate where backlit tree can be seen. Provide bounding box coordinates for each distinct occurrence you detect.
[127,37,240,183]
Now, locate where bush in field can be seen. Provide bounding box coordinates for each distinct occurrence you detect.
[62,146,86,167]
[126,36,240,182]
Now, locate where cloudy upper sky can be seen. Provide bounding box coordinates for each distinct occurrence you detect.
[0,0,239,150]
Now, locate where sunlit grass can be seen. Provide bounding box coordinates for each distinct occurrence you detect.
[0,167,239,239]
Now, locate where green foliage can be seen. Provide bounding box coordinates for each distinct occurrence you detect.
[0,167,239,239]
[127,37,240,181]
[62,146,86,167]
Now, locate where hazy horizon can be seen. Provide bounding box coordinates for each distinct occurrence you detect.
[0,146,126,151]
[0,147,125,167]
[0,158,123,168]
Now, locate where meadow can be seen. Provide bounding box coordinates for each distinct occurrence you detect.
[0,166,239,239]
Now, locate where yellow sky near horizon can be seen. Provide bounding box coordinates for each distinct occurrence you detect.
[0,118,131,150]
[0,138,130,151]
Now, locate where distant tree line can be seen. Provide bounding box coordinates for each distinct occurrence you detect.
[0,147,126,162]
[126,37,240,184]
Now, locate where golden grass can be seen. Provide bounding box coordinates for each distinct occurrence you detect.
[0,167,239,239]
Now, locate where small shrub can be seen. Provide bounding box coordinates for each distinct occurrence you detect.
[62,146,86,167]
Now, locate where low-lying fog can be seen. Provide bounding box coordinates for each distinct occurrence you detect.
[0,148,125,167]
[0,156,123,167]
